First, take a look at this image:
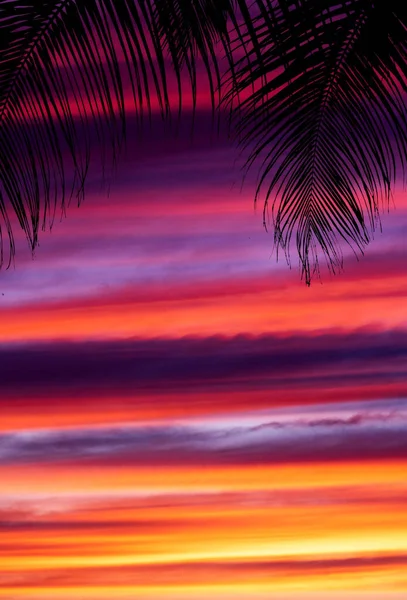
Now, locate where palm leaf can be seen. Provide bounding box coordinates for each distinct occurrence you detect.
[226,0,407,283]
[0,0,232,266]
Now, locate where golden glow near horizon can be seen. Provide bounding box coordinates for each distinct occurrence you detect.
[2,456,407,597]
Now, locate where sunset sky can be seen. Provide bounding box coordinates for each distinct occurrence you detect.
[1,45,407,599]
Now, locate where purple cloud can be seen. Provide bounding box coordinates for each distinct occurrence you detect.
[1,398,407,466]
[1,329,407,396]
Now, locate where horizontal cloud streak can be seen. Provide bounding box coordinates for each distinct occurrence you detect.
[2,400,407,465]
[1,330,406,395]
[4,554,407,587]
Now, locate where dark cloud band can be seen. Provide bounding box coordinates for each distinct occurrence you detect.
[1,329,406,395]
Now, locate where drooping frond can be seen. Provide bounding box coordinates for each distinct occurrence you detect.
[0,0,233,265]
[226,0,407,283]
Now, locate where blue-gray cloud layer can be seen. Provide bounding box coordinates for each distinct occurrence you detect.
[1,400,407,465]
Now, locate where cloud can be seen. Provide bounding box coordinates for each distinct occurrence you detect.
[1,329,407,394]
[4,554,407,589]
[1,397,407,466]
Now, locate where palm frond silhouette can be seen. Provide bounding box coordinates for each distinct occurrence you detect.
[0,1,406,283]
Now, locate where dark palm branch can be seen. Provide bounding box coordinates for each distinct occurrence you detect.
[0,0,232,264]
[227,0,407,282]
[1,1,407,283]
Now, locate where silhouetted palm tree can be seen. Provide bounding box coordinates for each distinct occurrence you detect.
[1,1,407,283]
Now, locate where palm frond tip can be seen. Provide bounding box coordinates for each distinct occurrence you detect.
[226,0,407,282]
[0,0,230,265]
